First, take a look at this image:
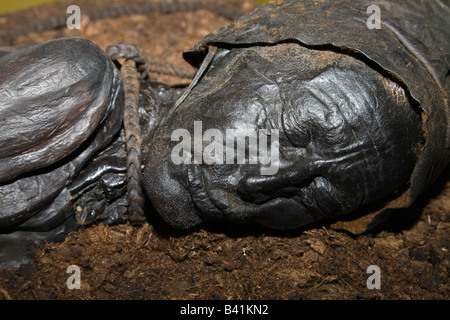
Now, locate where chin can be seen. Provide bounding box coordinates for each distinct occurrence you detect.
[142,149,202,229]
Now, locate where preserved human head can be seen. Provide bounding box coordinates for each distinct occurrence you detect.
[142,43,423,229]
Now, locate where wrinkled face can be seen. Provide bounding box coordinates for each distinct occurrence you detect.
[142,43,422,229]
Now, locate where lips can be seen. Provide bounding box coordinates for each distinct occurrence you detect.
[183,163,313,229]
[186,165,223,219]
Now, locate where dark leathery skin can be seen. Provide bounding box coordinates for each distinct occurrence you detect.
[140,0,449,230]
[142,43,424,229]
[0,37,122,184]
[1,0,448,235]
[185,0,449,204]
[68,78,182,226]
[0,38,124,228]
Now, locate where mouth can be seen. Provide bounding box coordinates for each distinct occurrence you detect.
[186,164,223,220]
[164,161,323,229]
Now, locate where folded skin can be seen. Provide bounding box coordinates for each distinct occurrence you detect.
[142,43,423,229]
[0,38,123,228]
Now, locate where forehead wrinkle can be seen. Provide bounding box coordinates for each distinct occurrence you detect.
[254,81,282,131]
[303,81,356,148]
[305,69,388,190]
[345,80,386,181]
[332,71,388,157]
[350,78,390,147]
[325,70,386,186]
[307,84,376,191]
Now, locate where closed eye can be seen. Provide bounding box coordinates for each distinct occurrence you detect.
[281,102,311,148]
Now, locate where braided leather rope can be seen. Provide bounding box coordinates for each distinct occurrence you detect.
[120,59,146,224]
